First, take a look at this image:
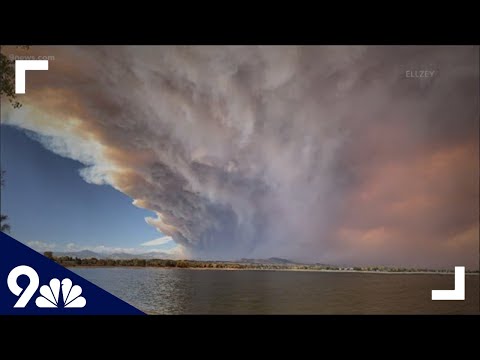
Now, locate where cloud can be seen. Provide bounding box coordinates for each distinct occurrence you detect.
[28,240,138,254]
[141,236,173,247]
[25,239,186,259]
[27,240,58,252]
[2,45,478,268]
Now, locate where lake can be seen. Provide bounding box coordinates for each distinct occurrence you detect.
[72,268,479,314]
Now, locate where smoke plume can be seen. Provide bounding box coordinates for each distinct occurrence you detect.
[1,46,478,267]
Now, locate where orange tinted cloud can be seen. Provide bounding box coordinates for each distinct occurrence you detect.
[336,143,478,267]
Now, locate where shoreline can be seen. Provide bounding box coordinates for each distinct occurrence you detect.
[67,265,480,275]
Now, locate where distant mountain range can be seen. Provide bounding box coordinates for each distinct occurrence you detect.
[53,250,178,260]
[52,251,302,265]
[237,257,298,265]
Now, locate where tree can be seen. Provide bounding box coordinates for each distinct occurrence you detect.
[0,215,10,233]
[0,46,29,108]
[0,170,10,233]
[0,50,21,108]
[44,251,53,259]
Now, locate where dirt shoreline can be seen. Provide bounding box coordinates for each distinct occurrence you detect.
[66,265,479,275]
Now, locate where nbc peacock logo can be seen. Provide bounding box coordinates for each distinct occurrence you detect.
[36,278,86,308]
[1,233,144,315]
[7,265,87,309]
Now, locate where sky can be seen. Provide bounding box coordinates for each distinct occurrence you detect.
[0,46,478,268]
[0,125,179,255]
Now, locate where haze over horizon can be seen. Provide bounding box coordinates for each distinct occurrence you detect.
[1,46,478,269]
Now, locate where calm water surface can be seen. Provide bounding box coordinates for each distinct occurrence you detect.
[72,268,479,314]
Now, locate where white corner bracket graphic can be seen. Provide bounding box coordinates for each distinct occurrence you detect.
[431,266,465,301]
[15,60,49,94]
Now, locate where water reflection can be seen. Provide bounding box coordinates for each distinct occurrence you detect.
[73,268,480,314]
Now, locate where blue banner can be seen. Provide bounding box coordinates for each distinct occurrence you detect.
[0,232,144,315]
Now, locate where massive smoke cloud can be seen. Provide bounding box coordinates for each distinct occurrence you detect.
[1,46,478,267]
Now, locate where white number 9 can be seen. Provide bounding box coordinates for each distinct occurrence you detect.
[7,265,39,308]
